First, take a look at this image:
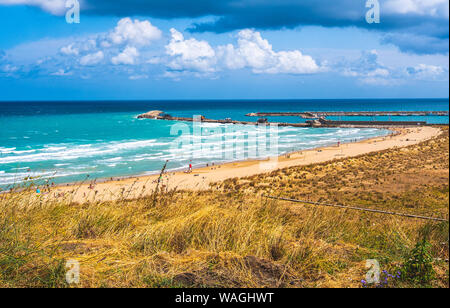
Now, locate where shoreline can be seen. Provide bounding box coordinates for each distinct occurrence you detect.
[2,126,394,191]
[6,126,442,203]
[9,127,395,190]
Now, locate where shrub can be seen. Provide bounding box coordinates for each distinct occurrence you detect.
[402,239,435,284]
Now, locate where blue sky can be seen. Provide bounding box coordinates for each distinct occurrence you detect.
[0,0,448,100]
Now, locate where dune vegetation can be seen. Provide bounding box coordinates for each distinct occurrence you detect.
[0,127,448,288]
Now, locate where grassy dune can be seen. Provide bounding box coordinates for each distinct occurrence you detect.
[1,127,448,288]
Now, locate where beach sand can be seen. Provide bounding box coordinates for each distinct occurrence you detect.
[37,126,441,203]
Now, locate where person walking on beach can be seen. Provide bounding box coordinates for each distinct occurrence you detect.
[188,161,193,173]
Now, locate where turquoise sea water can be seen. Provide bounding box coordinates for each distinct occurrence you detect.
[0,99,448,188]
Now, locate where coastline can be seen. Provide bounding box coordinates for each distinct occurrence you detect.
[25,125,440,203]
[88,127,394,183]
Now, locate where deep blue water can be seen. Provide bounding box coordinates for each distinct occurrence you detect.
[1,99,449,122]
[0,99,448,188]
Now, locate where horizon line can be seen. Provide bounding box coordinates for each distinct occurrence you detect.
[0,98,449,103]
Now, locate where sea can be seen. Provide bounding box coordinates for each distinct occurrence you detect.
[0,99,448,189]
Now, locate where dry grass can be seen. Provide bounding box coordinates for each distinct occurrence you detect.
[1,127,448,288]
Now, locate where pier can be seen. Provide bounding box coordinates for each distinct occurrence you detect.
[246,111,449,119]
[137,111,311,127]
[138,110,446,128]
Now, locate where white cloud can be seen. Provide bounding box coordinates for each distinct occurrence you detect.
[109,18,162,47]
[79,51,104,66]
[51,69,72,76]
[367,68,390,77]
[336,50,448,86]
[341,50,390,77]
[1,64,19,73]
[111,46,139,65]
[337,50,399,85]
[164,28,320,76]
[384,0,449,18]
[146,57,161,64]
[216,44,246,70]
[0,0,67,15]
[360,77,399,86]
[129,74,148,80]
[265,50,320,74]
[165,28,216,73]
[54,18,162,71]
[82,39,97,51]
[60,44,79,56]
[58,18,162,68]
[217,30,320,74]
[406,63,446,79]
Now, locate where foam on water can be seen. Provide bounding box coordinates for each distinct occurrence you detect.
[1,123,384,187]
[4,99,436,188]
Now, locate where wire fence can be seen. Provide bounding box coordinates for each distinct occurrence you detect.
[264,195,449,222]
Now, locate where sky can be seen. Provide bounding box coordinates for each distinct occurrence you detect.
[0,0,448,100]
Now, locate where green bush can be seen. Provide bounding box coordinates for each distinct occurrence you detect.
[402,239,435,284]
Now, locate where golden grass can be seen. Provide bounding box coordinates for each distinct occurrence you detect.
[1,127,448,288]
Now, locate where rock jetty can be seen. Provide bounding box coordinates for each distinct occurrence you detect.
[137,110,164,119]
[137,110,436,128]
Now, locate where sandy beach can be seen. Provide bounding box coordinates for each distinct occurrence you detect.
[33,126,442,203]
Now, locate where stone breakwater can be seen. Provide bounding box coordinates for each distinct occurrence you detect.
[137,111,309,126]
[137,110,439,128]
[246,111,450,119]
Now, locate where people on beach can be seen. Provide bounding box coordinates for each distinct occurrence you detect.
[188,161,193,173]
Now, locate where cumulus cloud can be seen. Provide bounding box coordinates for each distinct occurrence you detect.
[111,46,139,65]
[79,51,104,66]
[0,17,163,79]
[2,13,446,85]
[55,17,163,70]
[109,18,162,47]
[60,44,79,56]
[217,30,319,74]
[163,29,320,76]
[58,17,162,59]
[165,28,216,73]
